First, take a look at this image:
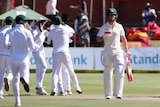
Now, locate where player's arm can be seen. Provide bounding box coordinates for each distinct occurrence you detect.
[4,31,11,48]
[96,36,104,42]
[46,31,52,45]
[120,35,128,52]
[96,26,105,42]
[27,31,40,50]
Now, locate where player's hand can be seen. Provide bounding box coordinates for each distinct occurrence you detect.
[126,50,131,59]
[39,23,44,32]
[69,5,74,8]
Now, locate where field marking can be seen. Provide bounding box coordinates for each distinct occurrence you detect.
[4,94,160,101]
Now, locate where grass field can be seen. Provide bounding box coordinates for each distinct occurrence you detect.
[1,73,160,107]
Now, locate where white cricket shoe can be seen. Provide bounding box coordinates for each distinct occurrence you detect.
[106,96,112,99]
[65,90,72,95]
[15,103,21,106]
[58,92,66,96]
[36,87,48,95]
[0,95,3,99]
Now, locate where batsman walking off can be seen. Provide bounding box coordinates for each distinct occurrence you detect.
[96,8,129,99]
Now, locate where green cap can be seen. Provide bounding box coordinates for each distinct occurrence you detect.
[54,15,62,25]
[15,15,26,23]
[5,16,14,23]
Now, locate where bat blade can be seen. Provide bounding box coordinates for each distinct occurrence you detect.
[126,58,133,82]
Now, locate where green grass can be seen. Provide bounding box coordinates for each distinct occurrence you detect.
[1,73,160,107]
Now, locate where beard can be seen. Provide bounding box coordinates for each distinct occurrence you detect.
[108,15,117,22]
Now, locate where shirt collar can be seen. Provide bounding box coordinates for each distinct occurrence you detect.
[15,24,25,28]
[106,21,118,28]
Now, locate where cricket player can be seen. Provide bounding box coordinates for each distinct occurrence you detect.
[47,16,82,96]
[0,16,14,99]
[32,20,48,95]
[63,24,82,95]
[5,15,40,106]
[96,8,129,99]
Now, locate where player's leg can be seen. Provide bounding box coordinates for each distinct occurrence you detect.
[62,66,72,95]
[51,53,64,96]
[33,52,48,95]
[4,56,13,91]
[11,63,21,106]
[102,50,114,99]
[19,63,30,93]
[114,51,125,99]
[0,55,5,98]
[62,53,82,94]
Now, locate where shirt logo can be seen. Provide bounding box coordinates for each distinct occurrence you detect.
[104,30,111,34]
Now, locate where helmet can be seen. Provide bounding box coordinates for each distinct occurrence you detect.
[107,8,117,16]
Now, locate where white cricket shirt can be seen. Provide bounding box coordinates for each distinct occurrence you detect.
[97,22,125,50]
[5,24,39,63]
[0,25,12,56]
[32,27,48,52]
[47,24,74,54]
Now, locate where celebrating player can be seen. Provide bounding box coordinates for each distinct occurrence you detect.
[32,20,49,95]
[0,16,14,99]
[5,15,40,106]
[47,16,82,96]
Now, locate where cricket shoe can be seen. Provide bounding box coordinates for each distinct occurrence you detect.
[65,90,72,95]
[116,96,122,99]
[4,78,9,91]
[15,103,21,107]
[76,90,82,94]
[20,77,30,92]
[105,96,112,99]
[58,92,66,96]
[50,91,57,96]
[0,94,3,99]
[36,87,48,95]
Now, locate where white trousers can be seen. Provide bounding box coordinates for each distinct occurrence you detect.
[0,55,12,95]
[32,50,47,88]
[11,62,29,104]
[62,64,81,92]
[51,52,81,93]
[102,49,125,98]
[62,68,71,91]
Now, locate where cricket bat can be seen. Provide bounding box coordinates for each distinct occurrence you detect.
[126,57,133,82]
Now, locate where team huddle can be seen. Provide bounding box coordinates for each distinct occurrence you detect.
[0,15,82,106]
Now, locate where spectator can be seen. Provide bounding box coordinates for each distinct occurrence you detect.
[46,0,59,24]
[142,2,157,25]
[77,15,90,47]
[70,0,88,15]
